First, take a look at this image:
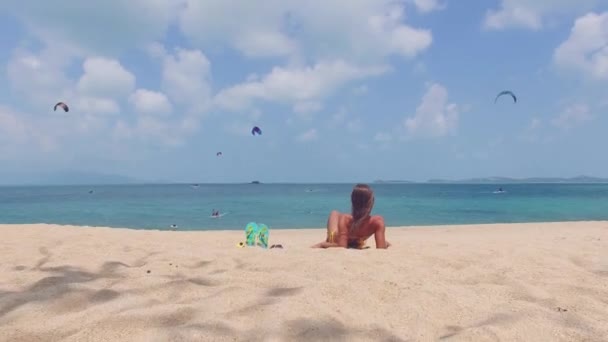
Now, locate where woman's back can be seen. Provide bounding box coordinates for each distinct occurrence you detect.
[337,213,387,249]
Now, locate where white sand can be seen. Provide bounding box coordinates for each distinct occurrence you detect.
[0,222,607,341]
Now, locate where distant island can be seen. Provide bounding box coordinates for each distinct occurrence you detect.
[251,181,261,184]
[426,176,608,184]
[373,180,415,184]
[373,176,608,184]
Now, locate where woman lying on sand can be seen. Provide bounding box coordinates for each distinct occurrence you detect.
[312,183,390,249]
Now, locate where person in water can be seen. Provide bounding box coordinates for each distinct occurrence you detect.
[312,183,390,249]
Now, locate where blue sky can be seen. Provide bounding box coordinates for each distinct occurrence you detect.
[0,0,607,183]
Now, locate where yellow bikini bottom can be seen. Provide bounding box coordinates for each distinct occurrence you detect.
[328,231,365,249]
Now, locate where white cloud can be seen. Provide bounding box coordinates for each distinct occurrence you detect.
[552,104,594,129]
[367,6,433,58]
[214,61,389,111]
[406,0,445,13]
[5,0,180,55]
[402,83,459,138]
[6,49,127,116]
[296,128,319,142]
[4,44,204,154]
[129,89,173,116]
[234,31,298,58]
[160,47,212,113]
[554,12,608,80]
[77,57,136,98]
[0,104,115,160]
[178,0,432,62]
[483,0,600,30]
[6,48,71,108]
[75,97,120,115]
[112,114,195,147]
[0,106,29,145]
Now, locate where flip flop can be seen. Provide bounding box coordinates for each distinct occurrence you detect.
[245,222,259,246]
[270,244,283,249]
[257,223,269,249]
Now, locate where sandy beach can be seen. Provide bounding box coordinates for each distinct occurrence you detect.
[0,222,607,341]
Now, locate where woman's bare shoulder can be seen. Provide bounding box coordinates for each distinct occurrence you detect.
[369,215,385,227]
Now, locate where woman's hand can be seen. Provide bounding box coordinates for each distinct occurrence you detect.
[311,242,339,248]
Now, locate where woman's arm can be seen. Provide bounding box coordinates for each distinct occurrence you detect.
[373,217,389,249]
[311,218,349,248]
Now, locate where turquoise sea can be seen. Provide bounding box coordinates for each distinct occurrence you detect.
[1,183,608,230]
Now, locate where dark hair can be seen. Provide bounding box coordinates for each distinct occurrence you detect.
[350,183,374,232]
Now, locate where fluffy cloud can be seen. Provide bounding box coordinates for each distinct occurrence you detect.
[4,43,202,154]
[0,104,114,161]
[214,61,389,111]
[552,104,594,129]
[295,128,319,142]
[74,97,120,115]
[484,0,600,30]
[554,12,608,79]
[6,49,130,117]
[6,48,71,108]
[234,31,298,58]
[179,0,432,61]
[129,89,173,115]
[0,106,29,146]
[160,47,212,113]
[77,57,135,98]
[402,83,459,138]
[406,0,444,13]
[4,0,180,55]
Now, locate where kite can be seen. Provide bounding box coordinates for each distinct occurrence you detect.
[216,152,222,157]
[251,126,262,136]
[494,91,517,104]
[54,102,69,112]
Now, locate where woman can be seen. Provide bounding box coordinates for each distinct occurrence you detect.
[312,184,390,249]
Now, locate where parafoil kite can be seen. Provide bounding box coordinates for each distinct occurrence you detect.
[251,126,262,136]
[494,91,517,104]
[216,152,222,157]
[54,102,69,112]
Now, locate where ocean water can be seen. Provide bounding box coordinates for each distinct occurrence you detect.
[1,183,608,231]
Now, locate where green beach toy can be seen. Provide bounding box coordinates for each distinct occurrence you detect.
[257,223,269,249]
[245,222,259,246]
